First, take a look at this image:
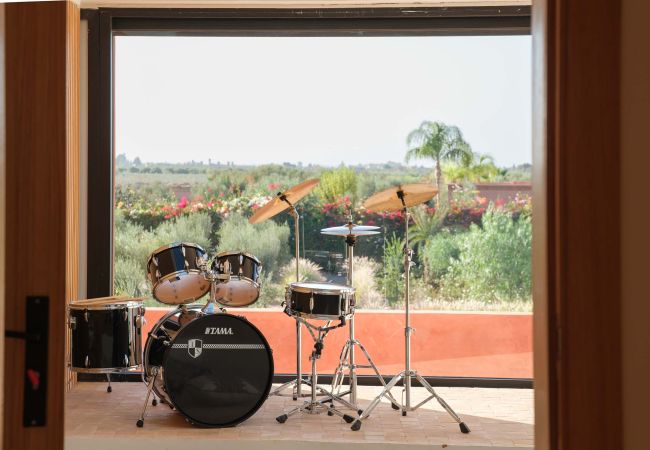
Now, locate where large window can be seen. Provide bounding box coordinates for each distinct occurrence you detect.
[88,7,533,380]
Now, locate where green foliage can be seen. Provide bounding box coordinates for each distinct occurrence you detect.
[314,166,358,204]
[408,205,446,249]
[443,153,499,183]
[217,213,291,278]
[278,258,326,285]
[439,207,532,301]
[379,234,405,305]
[351,257,384,308]
[421,230,461,285]
[114,257,150,298]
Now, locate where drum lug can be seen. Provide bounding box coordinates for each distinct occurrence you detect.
[124,354,129,366]
[83,309,89,322]
[68,316,77,330]
[84,355,90,368]
[123,309,128,321]
[309,295,314,313]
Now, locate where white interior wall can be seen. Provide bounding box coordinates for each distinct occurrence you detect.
[621,1,650,450]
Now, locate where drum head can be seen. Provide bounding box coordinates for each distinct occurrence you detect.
[163,314,273,427]
[153,272,210,305]
[217,278,260,307]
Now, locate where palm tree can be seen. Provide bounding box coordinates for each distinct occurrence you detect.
[444,153,499,184]
[405,121,473,197]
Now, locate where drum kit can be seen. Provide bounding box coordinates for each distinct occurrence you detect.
[67,180,470,433]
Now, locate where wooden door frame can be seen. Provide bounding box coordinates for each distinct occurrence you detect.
[533,0,622,449]
[1,1,624,449]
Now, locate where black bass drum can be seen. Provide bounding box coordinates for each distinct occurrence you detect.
[145,309,273,428]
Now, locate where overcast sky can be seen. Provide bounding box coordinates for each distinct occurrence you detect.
[115,35,531,167]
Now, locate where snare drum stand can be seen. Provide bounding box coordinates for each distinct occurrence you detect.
[350,194,469,433]
[276,317,356,424]
[268,201,310,400]
[331,230,399,411]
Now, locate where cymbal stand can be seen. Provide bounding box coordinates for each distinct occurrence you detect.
[350,191,470,433]
[276,317,356,424]
[268,196,309,400]
[331,223,399,410]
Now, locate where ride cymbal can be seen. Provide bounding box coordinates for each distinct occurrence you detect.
[321,224,381,237]
[363,183,438,212]
[249,178,320,224]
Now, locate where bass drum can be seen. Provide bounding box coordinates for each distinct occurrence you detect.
[144,307,274,428]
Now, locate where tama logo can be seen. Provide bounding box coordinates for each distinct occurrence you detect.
[205,327,234,335]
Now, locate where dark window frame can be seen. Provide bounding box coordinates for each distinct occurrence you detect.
[83,6,532,388]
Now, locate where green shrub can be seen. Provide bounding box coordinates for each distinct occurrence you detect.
[278,258,326,285]
[314,166,358,204]
[350,256,386,309]
[421,230,461,285]
[379,233,405,305]
[114,257,150,298]
[440,207,532,302]
[217,213,291,279]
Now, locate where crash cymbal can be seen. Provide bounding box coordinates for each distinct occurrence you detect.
[249,178,320,224]
[321,224,381,237]
[363,183,438,212]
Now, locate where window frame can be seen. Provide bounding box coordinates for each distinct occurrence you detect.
[83,6,532,387]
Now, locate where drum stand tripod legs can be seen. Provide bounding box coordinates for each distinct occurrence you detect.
[350,202,468,434]
[269,204,313,400]
[331,232,399,411]
[136,367,159,428]
[276,320,356,424]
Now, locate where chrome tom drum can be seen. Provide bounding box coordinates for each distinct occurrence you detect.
[147,242,210,305]
[211,251,262,307]
[285,282,355,321]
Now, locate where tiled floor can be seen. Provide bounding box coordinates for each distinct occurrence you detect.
[66,382,534,450]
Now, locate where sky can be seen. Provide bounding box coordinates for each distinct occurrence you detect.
[114,35,532,168]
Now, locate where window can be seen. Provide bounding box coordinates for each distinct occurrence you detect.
[87,7,532,382]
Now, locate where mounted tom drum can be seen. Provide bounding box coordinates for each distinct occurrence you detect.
[147,242,210,305]
[211,251,262,307]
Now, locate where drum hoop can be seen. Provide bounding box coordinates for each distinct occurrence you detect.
[288,283,355,296]
[215,250,262,265]
[147,242,206,265]
[287,310,352,321]
[68,301,143,311]
[69,365,141,374]
[219,275,260,287]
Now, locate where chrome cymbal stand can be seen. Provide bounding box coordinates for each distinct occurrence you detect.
[276,317,356,424]
[350,191,470,433]
[331,225,399,410]
[268,197,309,400]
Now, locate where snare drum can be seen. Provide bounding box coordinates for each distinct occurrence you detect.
[68,297,144,373]
[285,282,355,320]
[147,242,210,305]
[211,251,262,307]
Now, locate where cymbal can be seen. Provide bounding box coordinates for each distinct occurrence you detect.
[363,183,438,212]
[321,224,381,237]
[249,178,320,224]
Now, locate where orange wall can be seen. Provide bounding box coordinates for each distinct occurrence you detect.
[143,308,532,378]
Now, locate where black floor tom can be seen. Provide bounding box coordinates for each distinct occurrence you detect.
[68,297,144,373]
